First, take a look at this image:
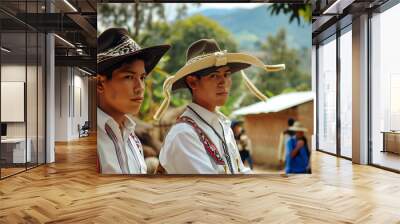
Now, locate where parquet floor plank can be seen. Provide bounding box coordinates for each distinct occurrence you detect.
[0,135,399,223]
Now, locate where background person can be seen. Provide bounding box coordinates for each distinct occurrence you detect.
[285,121,310,174]
[231,120,254,170]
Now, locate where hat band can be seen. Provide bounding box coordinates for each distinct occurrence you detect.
[186,50,228,66]
[97,38,141,63]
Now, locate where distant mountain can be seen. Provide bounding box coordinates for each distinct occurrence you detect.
[191,5,311,51]
[194,8,240,18]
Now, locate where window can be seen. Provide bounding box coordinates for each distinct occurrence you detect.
[339,28,352,158]
[317,36,337,154]
[0,0,46,179]
[371,3,400,171]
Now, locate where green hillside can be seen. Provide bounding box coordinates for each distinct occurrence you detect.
[194,5,311,51]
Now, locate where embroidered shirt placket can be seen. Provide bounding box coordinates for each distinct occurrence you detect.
[104,123,130,173]
[127,134,145,173]
[187,106,235,174]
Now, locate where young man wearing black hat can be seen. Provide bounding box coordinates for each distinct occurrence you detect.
[97,28,170,174]
[155,39,285,174]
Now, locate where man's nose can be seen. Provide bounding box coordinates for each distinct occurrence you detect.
[217,74,227,84]
[133,77,145,94]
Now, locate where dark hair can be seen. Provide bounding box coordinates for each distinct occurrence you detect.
[185,74,202,95]
[288,118,295,127]
[99,57,144,80]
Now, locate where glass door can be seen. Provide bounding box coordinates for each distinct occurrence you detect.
[339,27,352,159]
[317,35,337,155]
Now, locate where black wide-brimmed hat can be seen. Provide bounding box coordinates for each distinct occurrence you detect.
[172,39,250,90]
[97,28,170,75]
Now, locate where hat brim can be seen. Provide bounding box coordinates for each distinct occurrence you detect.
[97,44,170,75]
[172,62,251,91]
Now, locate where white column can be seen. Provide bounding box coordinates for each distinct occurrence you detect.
[352,14,369,164]
[46,33,55,163]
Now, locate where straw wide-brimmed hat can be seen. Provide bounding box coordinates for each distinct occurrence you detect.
[171,39,251,90]
[153,39,285,121]
[97,28,170,75]
[288,121,308,132]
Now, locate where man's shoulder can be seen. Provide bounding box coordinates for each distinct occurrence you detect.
[166,122,197,139]
[161,122,202,156]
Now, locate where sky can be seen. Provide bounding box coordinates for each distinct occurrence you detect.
[192,3,267,10]
[98,3,271,32]
[165,3,270,21]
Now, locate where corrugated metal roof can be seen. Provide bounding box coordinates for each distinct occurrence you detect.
[232,91,314,116]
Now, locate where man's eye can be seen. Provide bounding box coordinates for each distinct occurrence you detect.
[224,72,231,77]
[210,74,217,78]
[140,74,146,81]
[125,75,134,80]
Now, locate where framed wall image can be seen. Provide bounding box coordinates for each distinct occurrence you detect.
[97,3,312,175]
[1,81,25,122]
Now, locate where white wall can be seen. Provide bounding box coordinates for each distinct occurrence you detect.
[55,66,69,141]
[55,66,89,141]
[72,73,89,138]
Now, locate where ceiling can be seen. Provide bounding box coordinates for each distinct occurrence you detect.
[312,0,390,44]
[0,0,97,73]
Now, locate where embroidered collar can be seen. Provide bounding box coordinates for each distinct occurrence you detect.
[187,102,231,128]
[97,107,136,137]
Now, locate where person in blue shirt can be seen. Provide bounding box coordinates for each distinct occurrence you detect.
[285,121,311,174]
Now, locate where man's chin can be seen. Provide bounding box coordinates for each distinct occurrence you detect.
[215,97,228,106]
[131,108,141,115]
[125,105,141,116]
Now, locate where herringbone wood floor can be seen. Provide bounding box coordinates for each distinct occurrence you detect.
[1,135,400,223]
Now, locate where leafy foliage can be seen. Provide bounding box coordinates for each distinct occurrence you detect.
[164,15,238,73]
[268,3,312,24]
[97,3,311,121]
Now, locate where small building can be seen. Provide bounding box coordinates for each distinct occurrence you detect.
[232,91,314,168]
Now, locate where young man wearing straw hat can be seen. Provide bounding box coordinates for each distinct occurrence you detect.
[155,39,285,174]
[285,121,311,174]
[97,28,170,174]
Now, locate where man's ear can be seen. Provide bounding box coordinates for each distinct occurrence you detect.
[97,74,107,93]
[185,75,198,90]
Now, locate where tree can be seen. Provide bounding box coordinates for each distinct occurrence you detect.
[268,3,312,24]
[97,3,166,39]
[240,28,311,106]
[97,3,198,40]
[261,28,310,93]
[164,14,238,73]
